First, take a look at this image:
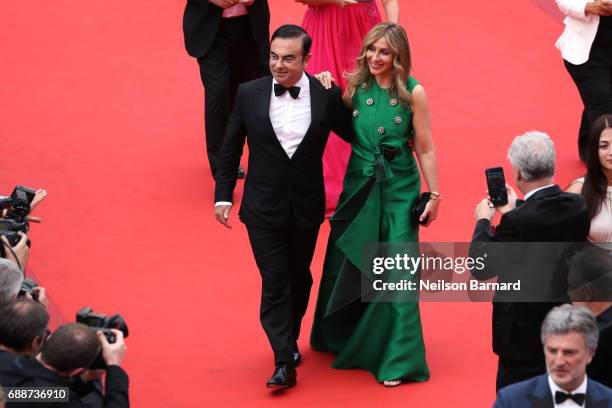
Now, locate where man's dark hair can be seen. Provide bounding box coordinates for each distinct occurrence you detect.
[40,323,101,373]
[270,24,312,55]
[0,298,49,353]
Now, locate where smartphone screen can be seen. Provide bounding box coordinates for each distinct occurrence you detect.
[485,167,508,206]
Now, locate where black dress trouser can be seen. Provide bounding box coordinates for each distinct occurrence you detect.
[564,22,612,162]
[197,16,268,177]
[246,219,320,366]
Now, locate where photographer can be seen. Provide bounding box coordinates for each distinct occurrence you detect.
[0,323,129,408]
[0,299,49,357]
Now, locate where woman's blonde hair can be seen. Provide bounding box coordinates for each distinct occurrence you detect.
[346,23,413,106]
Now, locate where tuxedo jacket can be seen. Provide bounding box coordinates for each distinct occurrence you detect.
[471,185,590,362]
[555,0,600,65]
[493,374,612,408]
[182,0,270,58]
[214,75,354,229]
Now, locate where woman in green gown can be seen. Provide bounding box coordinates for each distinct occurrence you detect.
[310,23,441,387]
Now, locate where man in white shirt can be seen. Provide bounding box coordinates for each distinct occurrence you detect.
[493,304,612,407]
[213,25,353,389]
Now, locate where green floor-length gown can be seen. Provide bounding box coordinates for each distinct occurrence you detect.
[310,76,430,382]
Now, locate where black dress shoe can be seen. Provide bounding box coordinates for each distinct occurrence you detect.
[292,351,301,366]
[266,364,296,388]
[237,166,246,179]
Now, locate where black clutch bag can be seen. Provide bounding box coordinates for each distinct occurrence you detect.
[412,192,430,225]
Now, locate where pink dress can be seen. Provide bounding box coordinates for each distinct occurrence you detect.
[302,2,382,216]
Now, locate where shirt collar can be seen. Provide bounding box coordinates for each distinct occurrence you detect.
[524,184,555,201]
[548,374,588,403]
[272,72,309,97]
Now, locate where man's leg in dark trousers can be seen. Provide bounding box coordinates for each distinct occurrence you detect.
[246,221,319,366]
[496,357,546,391]
[197,16,264,177]
[564,47,612,162]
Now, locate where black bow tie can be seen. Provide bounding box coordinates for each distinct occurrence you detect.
[555,391,586,405]
[274,83,300,99]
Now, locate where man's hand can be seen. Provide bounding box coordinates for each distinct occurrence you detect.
[239,0,255,5]
[494,184,518,215]
[214,205,232,229]
[1,232,30,270]
[98,329,127,367]
[210,0,239,8]
[31,287,48,308]
[475,198,495,221]
[586,1,612,16]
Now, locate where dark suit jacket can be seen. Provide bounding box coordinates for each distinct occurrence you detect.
[589,307,612,388]
[0,352,129,408]
[214,75,354,229]
[183,0,270,58]
[471,185,590,362]
[493,374,612,408]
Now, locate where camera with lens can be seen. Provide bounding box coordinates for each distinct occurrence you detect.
[76,307,129,369]
[17,278,39,301]
[0,185,36,258]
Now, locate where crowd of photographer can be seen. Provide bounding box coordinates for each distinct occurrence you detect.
[0,187,129,408]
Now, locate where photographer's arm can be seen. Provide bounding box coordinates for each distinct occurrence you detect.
[98,330,129,408]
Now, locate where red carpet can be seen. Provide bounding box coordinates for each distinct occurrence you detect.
[0,0,585,406]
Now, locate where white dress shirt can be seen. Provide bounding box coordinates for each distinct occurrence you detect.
[270,72,312,159]
[215,72,311,207]
[549,375,588,407]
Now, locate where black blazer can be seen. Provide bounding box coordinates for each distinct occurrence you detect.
[183,0,270,58]
[214,75,354,229]
[493,374,612,408]
[471,185,590,362]
[589,308,612,388]
[0,352,129,408]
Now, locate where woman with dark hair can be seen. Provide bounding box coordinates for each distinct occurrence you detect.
[310,22,439,387]
[567,114,612,244]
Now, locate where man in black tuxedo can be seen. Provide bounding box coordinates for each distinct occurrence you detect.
[183,0,269,179]
[470,131,590,391]
[214,25,353,388]
[493,305,612,408]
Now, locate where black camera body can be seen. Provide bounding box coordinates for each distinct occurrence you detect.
[76,307,129,369]
[0,186,36,223]
[0,185,35,258]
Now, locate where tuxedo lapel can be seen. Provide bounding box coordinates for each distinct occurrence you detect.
[527,375,554,408]
[257,78,290,160]
[586,380,611,408]
[291,74,323,161]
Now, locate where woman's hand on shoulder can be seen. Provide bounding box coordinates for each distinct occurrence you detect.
[314,71,336,89]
